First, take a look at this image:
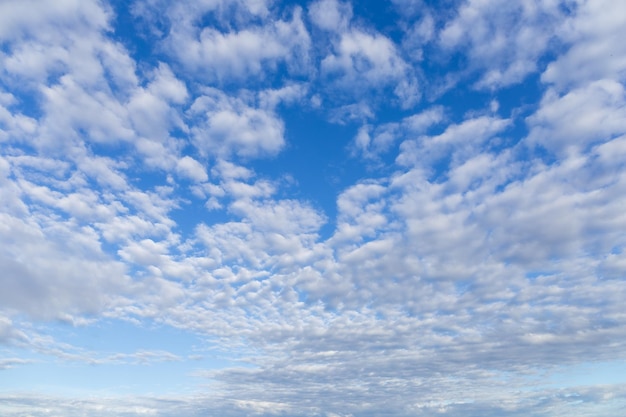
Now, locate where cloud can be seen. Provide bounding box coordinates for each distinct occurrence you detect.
[438,0,569,89]
[0,0,136,92]
[353,106,444,159]
[2,1,626,416]
[0,213,131,319]
[308,0,419,108]
[133,0,274,36]
[0,315,28,346]
[0,0,189,173]
[396,114,511,168]
[542,0,626,89]
[258,83,308,110]
[176,156,208,182]
[0,0,109,42]
[526,79,626,156]
[309,0,352,32]
[321,29,418,105]
[163,5,311,82]
[189,88,286,158]
[192,196,327,275]
[0,358,32,370]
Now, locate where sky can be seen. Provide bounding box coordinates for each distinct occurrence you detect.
[1,0,626,416]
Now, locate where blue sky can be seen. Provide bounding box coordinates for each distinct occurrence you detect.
[1,0,626,416]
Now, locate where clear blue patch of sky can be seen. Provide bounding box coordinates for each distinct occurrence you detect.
[0,318,234,396]
[0,358,205,396]
[0,79,45,121]
[541,361,626,389]
[109,0,166,68]
[254,108,368,238]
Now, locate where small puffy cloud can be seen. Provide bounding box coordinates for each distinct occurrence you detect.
[125,64,189,167]
[213,159,255,180]
[309,0,419,107]
[0,94,38,144]
[39,75,134,149]
[397,115,510,167]
[526,79,626,156]
[146,63,188,104]
[332,181,389,242]
[176,156,208,182]
[189,88,286,158]
[258,83,308,110]
[134,0,274,35]
[322,30,417,99]
[328,101,374,124]
[353,106,444,159]
[309,0,352,32]
[439,0,568,89]
[77,156,128,191]
[167,7,311,81]
[229,198,326,235]
[542,0,626,89]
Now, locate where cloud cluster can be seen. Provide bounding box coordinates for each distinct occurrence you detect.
[438,0,569,89]
[165,5,311,82]
[313,0,420,108]
[189,88,286,158]
[2,0,626,416]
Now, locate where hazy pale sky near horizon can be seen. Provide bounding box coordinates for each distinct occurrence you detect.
[1,0,626,416]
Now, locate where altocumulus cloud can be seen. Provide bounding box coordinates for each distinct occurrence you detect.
[1,0,626,416]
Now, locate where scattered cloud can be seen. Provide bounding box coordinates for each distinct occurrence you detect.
[2,0,626,416]
[188,88,286,158]
[438,0,570,89]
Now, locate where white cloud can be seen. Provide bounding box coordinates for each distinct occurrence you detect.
[2,1,626,416]
[353,106,444,159]
[400,11,435,62]
[258,83,308,110]
[309,0,352,32]
[0,213,131,320]
[331,181,390,243]
[213,159,255,180]
[135,0,274,32]
[526,79,626,156]
[39,75,134,149]
[397,115,511,167]
[328,101,374,124]
[0,0,189,174]
[308,0,419,108]
[2,385,626,417]
[229,198,326,235]
[542,0,626,89]
[189,88,286,158]
[165,6,311,81]
[439,0,569,89]
[77,156,128,191]
[0,0,136,91]
[0,0,109,42]
[0,93,38,144]
[321,29,418,103]
[176,156,208,182]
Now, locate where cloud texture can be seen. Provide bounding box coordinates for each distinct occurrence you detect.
[1,0,626,416]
